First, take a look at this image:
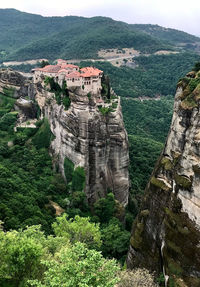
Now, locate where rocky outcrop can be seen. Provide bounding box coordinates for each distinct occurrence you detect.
[35,82,129,206]
[0,68,129,205]
[127,70,200,286]
[15,98,37,119]
[0,68,35,99]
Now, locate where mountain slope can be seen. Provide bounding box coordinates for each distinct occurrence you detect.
[132,24,200,44]
[0,9,183,61]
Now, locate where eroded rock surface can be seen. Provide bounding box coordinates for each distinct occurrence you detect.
[0,68,34,99]
[127,70,200,286]
[35,83,129,205]
[0,68,129,206]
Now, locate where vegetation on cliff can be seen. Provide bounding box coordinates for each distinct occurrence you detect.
[81,52,200,98]
[0,91,131,267]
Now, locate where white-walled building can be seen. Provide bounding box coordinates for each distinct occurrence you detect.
[32,60,103,94]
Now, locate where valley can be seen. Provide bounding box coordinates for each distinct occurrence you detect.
[0,8,200,287]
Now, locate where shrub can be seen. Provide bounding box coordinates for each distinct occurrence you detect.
[117,268,158,287]
[63,96,71,110]
[98,106,112,115]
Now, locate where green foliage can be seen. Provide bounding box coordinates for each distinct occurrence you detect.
[128,134,163,193]
[0,106,68,233]
[32,118,54,149]
[98,106,113,115]
[0,93,16,113]
[81,53,200,98]
[0,225,45,286]
[87,92,91,99]
[174,174,192,189]
[133,24,200,46]
[40,60,49,68]
[101,218,130,261]
[0,111,18,131]
[0,224,120,287]
[6,63,38,73]
[188,78,200,92]
[0,10,176,61]
[193,62,200,72]
[45,77,71,109]
[156,273,165,286]
[29,242,120,287]
[101,75,111,99]
[94,193,116,223]
[72,166,86,192]
[64,157,74,183]
[52,213,102,249]
[3,87,15,98]
[64,158,85,192]
[62,96,71,110]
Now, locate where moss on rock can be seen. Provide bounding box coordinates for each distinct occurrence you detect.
[130,222,144,249]
[161,157,173,171]
[180,93,198,110]
[174,174,192,189]
[150,176,171,191]
[140,209,149,217]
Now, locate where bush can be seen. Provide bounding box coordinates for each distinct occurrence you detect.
[98,106,113,115]
[63,96,71,110]
[118,268,158,287]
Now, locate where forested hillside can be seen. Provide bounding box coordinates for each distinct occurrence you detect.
[80,53,200,98]
[132,24,200,45]
[0,9,172,61]
[1,11,200,285]
[1,9,200,63]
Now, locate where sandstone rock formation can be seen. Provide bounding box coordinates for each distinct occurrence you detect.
[0,68,34,99]
[127,69,200,286]
[0,68,129,206]
[35,82,129,206]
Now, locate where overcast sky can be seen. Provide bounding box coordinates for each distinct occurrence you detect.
[0,0,199,36]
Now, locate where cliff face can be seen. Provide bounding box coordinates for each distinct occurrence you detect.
[127,70,200,286]
[0,68,34,99]
[0,68,129,206]
[35,83,129,205]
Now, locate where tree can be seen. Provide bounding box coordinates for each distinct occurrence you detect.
[94,193,116,223]
[40,60,49,68]
[29,242,120,287]
[101,218,130,260]
[0,225,45,286]
[52,213,102,249]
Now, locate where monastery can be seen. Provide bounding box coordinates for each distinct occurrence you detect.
[33,59,103,94]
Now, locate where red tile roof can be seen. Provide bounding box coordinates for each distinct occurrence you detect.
[66,71,81,79]
[58,69,68,74]
[33,61,103,79]
[61,63,79,69]
[41,65,62,73]
[80,67,103,78]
